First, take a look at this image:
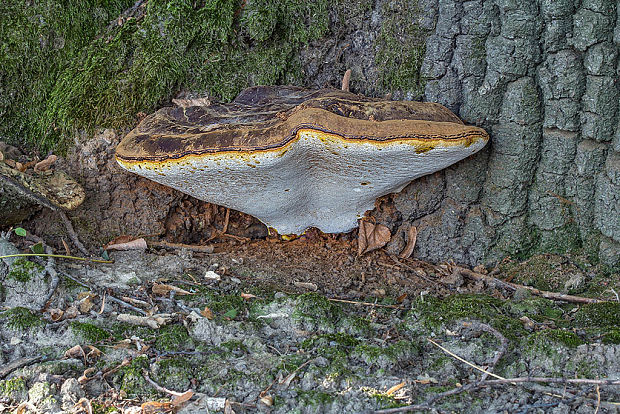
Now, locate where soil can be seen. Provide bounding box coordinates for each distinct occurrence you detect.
[1,133,619,413]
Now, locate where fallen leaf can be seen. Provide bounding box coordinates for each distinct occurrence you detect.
[222,308,237,319]
[61,238,71,256]
[64,345,86,361]
[105,238,148,251]
[171,390,194,407]
[357,220,391,256]
[152,283,192,296]
[259,395,274,407]
[85,345,102,362]
[396,293,408,303]
[399,226,418,259]
[73,398,93,414]
[78,292,97,313]
[33,154,57,172]
[141,401,172,413]
[240,293,258,300]
[64,306,80,319]
[200,306,215,319]
[386,381,405,395]
[48,308,64,322]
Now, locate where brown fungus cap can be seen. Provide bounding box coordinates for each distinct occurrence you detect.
[116,86,489,234]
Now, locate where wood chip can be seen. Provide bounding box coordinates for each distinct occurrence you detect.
[152,283,192,296]
[293,281,318,291]
[106,237,148,251]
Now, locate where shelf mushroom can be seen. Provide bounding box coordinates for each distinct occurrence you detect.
[116,86,489,235]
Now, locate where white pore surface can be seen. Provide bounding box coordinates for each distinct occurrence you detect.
[119,132,487,234]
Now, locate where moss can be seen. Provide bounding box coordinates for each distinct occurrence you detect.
[154,356,192,390]
[116,355,151,397]
[5,306,44,330]
[0,377,27,400]
[297,390,336,406]
[70,321,111,343]
[574,302,620,328]
[7,258,44,283]
[91,402,121,414]
[375,0,427,96]
[155,324,192,351]
[527,329,584,349]
[2,0,329,152]
[411,294,527,341]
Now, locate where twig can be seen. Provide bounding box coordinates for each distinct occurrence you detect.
[57,271,147,315]
[595,384,601,414]
[41,244,60,311]
[106,295,147,316]
[458,268,606,304]
[427,338,505,380]
[327,297,406,309]
[148,240,214,253]
[0,355,43,379]
[0,253,112,264]
[142,369,187,397]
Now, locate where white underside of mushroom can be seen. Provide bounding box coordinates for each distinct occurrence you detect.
[117,131,487,235]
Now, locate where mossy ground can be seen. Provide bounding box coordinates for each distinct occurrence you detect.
[2,0,428,153]
[6,258,44,283]
[3,306,44,330]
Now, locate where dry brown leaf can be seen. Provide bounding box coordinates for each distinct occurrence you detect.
[85,345,102,362]
[396,293,408,303]
[357,220,391,256]
[259,395,274,407]
[399,226,418,259]
[48,308,64,322]
[65,345,86,361]
[106,237,148,251]
[141,401,172,413]
[152,283,192,296]
[386,381,406,395]
[240,293,258,300]
[34,154,57,172]
[200,306,215,320]
[78,293,97,313]
[171,390,194,407]
[73,397,93,414]
[64,305,80,319]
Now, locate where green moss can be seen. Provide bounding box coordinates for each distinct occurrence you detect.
[5,306,44,330]
[527,329,584,349]
[411,294,527,341]
[2,0,329,152]
[155,324,192,351]
[575,303,620,328]
[297,390,336,406]
[7,258,44,283]
[116,355,151,397]
[0,377,27,400]
[91,402,121,414]
[375,0,427,96]
[70,321,111,343]
[154,356,192,390]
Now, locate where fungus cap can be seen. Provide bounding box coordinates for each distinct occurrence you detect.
[116,86,489,235]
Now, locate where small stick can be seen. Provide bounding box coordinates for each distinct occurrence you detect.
[458,268,606,304]
[142,369,187,397]
[58,271,147,316]
[0,253,112,264]
[328,298,405,310]
[0,356,43,379]
[427,338,505,380]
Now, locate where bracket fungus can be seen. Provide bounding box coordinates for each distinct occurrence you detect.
[116,86,489,235]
